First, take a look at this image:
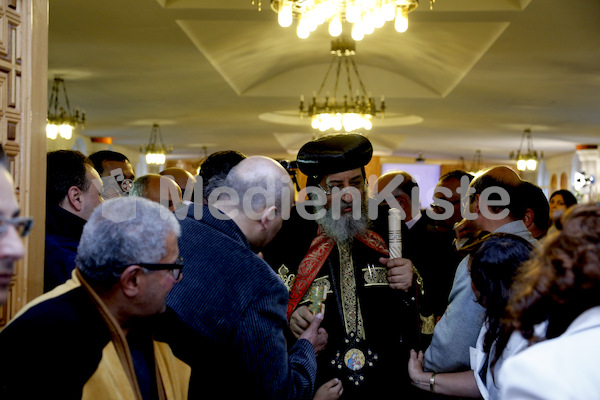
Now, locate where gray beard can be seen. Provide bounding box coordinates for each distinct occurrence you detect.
[316,200,369,243]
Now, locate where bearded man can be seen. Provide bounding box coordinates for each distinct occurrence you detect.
[264,134,420,400]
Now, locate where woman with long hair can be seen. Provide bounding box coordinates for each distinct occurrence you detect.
[408,233,535,399]
[500,204,600,399]
[548,189,577,234]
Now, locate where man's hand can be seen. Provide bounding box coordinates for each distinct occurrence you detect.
[289,305,313,339]
[298,312,328,355]
[380,256,413,291]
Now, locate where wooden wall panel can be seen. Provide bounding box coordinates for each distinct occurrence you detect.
[0,0,47,327]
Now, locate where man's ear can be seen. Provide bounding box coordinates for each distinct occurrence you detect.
[67,186,84,212]
[523,208,535,228]
[119,265,142,298]
[259,206,278,230]
[471,194,481,215]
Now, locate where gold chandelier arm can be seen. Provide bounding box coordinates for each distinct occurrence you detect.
[59,79,73,118]
[344,57,353,101]
[316,55,338,98]
[349,57,368,96]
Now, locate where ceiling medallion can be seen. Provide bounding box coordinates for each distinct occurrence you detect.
[267,0,421,40]
[299,38,384,133]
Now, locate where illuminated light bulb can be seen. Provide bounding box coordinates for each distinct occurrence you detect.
[365,118,373,130]
[329,16,343,37]
[333,114,343,131]
[395,8,409,33]
[373,8,386,28]
[59,124,73,140]
[526,159,537,171]
[346,5,360,23]
[320,2,336,21]
[516,159,527,171]
[311,117,319,130]
[383,2,396,21]
[278,1,293,28]
[46,123,58,140]
[362,14,375,34]
[297,19,310,39]
[305,12,319,32]
[342,114,350,131]
[351,23,365,41]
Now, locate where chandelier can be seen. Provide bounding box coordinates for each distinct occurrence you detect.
[141,123,172,165]
[509,128,541,171]
[300,38,384,133]
[46,77,85,140]
[267,0,422,40]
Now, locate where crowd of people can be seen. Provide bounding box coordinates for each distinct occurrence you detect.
[0,133,598,399]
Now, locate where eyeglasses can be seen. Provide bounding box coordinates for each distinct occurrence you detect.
[317,180,364,195]
[430,198,462,213]
[0,216,34,238]
[128,256,184,280]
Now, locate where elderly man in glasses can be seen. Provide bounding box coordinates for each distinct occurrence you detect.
[0,197,191,400]
[0,145,32,305]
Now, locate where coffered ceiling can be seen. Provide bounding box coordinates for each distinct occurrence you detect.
[48,0,600,163]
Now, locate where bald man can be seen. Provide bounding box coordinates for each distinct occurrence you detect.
[166,156,326,400]
[424,166,536,373]
[130,174,182,212]
[159,168,197,204]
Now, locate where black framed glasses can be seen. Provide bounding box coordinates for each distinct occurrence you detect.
[0,216,33,238]
[317,180,365,195]
[132,256,184,280]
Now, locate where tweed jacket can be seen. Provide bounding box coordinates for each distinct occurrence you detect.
[166,204,317,400]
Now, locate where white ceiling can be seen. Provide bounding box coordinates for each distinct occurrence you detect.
[48,0,600,164]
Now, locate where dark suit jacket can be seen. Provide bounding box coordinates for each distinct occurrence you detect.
[166,205,317,400]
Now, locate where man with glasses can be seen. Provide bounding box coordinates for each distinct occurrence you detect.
[0,144,32,305]
[45,150,104,291]
[0,197,191,399]
[264,134,420,400]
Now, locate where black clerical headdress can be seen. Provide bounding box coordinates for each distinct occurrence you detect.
[296,133,373,178]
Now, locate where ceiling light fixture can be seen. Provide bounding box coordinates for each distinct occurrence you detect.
[509,128,541,171]
[141,123,172,165]
[46,77,85,140]
[267,0,422,40]
[299,38,384,133]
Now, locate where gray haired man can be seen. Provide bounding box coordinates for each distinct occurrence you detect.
[0,197,191,400]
